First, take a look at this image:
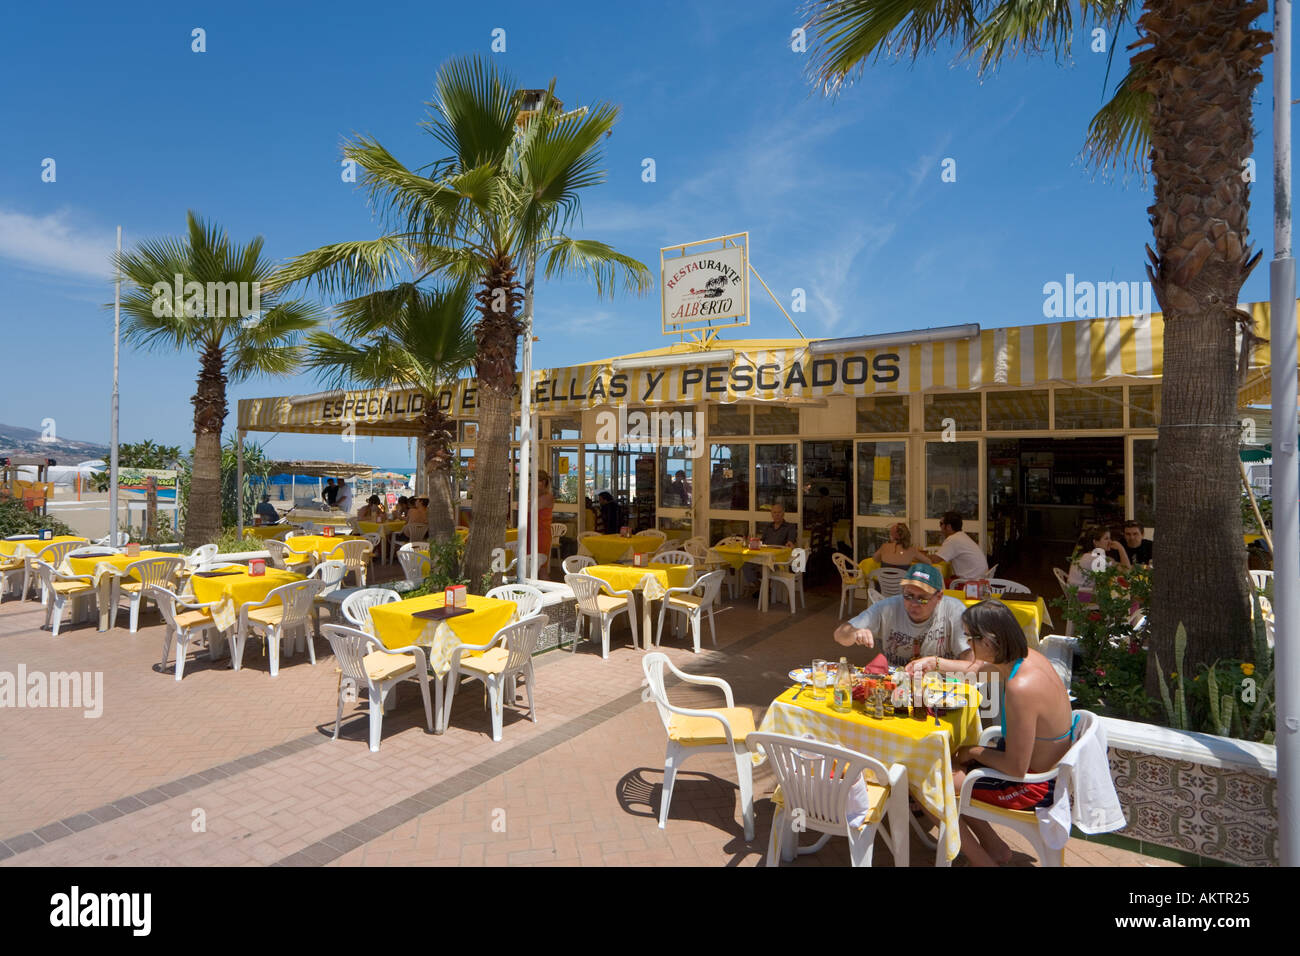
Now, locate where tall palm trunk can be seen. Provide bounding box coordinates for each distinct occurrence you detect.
[1134,0,1270,689]
[186,340,227,547]
[421,395,458,541]
[463,257,523,590]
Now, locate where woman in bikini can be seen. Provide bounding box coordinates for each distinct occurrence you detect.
[907,600,1076,866]
[870,522,928,569]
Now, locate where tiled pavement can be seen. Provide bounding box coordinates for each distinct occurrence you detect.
[0,572,1178,867]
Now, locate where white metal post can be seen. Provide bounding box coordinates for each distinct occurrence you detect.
[518,248,536,583]
[110,226,121,546]
[1271,0,1298,866]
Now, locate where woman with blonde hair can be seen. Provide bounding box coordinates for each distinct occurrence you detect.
[871,522,928,569]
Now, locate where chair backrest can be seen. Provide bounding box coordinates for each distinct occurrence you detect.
[692,569,726,606]
[266,579,324,625]
[562,554,595,574]
[1249,569,1273,591]
[31,560,67,591]
[340,587,399,628]
[1038,634,1078,687]
[398,548,432,584]
[986,577,1031,596]
[486,583,545,620]
[308,559,347,594]
[565,572,606,614]
[94,532,128,546]
[831,552,862,584]
[787,547,808,574]
[320,623,385,688]
[1052,567,1071,596]
[551,525,567,544]
[640,529,666,545]
[67,546,121,559]
[187,543,219,570]
[867,566,907,596]
[715,535,745,547]
[404,522,429,542]
[681,537,710,561]
[987,564,999,579]
[746,732,891,831]
[264,539,290,570]
[330,539,373,567]
[653,550,694,568]
[36,540,83,565]
[125,556,185,589]
[283,530,301,540]
[640,651,675,731]
[496,614,547,672]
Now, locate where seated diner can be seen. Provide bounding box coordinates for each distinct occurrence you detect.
[833,563,971,667]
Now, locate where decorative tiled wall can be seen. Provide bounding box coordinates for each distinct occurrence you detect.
[536,597,577,653]
[1108,746,1277,866]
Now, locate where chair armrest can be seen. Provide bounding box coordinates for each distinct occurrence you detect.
[978,727,1004,746]
[661,656,735,707]
[446,632,505,661]
[595,580,636,599]
[957,765,1062,813]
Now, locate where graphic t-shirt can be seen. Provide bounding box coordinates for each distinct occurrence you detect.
[848,595,971,666]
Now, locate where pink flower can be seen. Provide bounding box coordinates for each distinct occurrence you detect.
[1095,668,1107,678]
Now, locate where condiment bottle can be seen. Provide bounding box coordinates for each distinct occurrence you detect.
[833,656,853,713]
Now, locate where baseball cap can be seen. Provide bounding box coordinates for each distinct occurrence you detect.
[903,563,943,595]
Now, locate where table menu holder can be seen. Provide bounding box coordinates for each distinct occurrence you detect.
[413,606,475,621]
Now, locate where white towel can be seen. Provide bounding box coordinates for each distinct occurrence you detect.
[1035,716,1126,850]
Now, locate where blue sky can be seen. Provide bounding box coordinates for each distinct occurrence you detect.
[0,0,1287,465]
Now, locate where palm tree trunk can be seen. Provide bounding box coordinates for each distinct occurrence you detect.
[464,257,523,590]
[1133,0,1270,691]
[421,394,457,541]
[185,340,227,547]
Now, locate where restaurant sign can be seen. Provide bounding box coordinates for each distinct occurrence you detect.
[661,237,749,333]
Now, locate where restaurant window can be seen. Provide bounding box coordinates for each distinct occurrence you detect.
[987,389,1049,431]
[658,515,692,539]
[550,447,579,504]
[709,404,750,436]
[658,448,693,509]
[925,441,979,519]
[708,443,750,511]
[1129,385,1161,429]
[755,444,798,512]
[548,415,582,440]
[856,395,909,433]
[924,393,981,432]
[1133,439,1156,528]
[856,526,892,564]
[753,403,800,435]
[856,441,906,517]
[710,518,749,544]
[461,421,478,442]
[1055,386,1124,429]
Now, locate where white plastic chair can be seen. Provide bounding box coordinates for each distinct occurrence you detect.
[105,556,186,632]
[401,521,429,543]
[652,549,695,569]
[327,539,373,587]
[320,623,434,752]
[486,583,545,621]
[308,559,348,633]
[266,539,314,573]
[867,566,907,601]
[550,524,567,562]
[986,577,1031,596]
[562,554,595,574]
[641,652,755,841]
[234,578,324,676]
[341,587,401,630]
[0,550,26,602]
[32,560,95,637]
[1039,634,1080,688]
[94,531,129,547]
[746,732,909,868]
[27,539,86,603]
[186,543,219,571]
[565,572,638,658]
[442,615,546,742]
[956,710,1103,867]
[576,531,599,558]
[768,547,808,613]
[1249,569,1273,591]
[398,547,432,584]
[655,569,725,653]
[151,585,219,681]
[832,553,868,618]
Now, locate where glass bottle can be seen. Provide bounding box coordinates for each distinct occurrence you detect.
[833,656,853,713]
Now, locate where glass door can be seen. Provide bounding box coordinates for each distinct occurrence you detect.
[921,438,984,554]
[854,440,908,563]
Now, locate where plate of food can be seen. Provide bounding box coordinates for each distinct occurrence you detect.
[787,663,865,685]
[924,689,969,710]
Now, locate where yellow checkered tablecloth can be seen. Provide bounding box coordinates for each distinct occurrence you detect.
[368,593,518,676]
[583,563,691,600]
[64,550,179,588]
[285,534,368,560]
[757,683,982,862]
[943,591,1052,646]
[0,535,88,559]
[709,544,792,572]
[580,533,662,564]
[189,567,305,631]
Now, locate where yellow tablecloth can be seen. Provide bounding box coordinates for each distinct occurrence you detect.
[368,593,518,676]
[943,590,1052,646]
[584,563,691,600]
[859,557,952,581]
[190,567,305,631]
[65,550,179,586]
[244,525,289,540]
[285,534,368,560]
[758,682,982,862]
[709,544,792,572]
[358,520,406,535]
[580,533,662,564]
[0,535,87,559]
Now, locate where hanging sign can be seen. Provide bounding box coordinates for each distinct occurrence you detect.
[661,235,749,334]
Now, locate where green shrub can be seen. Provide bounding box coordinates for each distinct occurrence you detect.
[215,527,270,553]
[0,498,77,538]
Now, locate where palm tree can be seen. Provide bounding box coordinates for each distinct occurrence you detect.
[272,55,652,587]
[802,0,1272,683]
[116,212,324,547]
[302,281,477,539]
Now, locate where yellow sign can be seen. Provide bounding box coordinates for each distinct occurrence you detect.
[558,456,570,475]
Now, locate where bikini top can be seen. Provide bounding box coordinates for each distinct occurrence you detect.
[1000,658,1080,745]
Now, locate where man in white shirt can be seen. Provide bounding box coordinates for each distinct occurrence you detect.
[334,479,353,514]
[925,511,989,580]
[834,563,973,666]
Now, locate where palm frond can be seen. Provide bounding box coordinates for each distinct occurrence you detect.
[538,238,655,299]
[267,236,417,298]
[1084,60,1151,176]
[517,101,620,238]
[423,54,519,170]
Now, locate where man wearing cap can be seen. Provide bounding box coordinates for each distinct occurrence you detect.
[834,563,973,666]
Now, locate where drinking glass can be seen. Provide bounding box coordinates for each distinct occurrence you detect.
[811,659,828,701]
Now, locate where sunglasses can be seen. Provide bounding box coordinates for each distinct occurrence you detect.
[902,591,934,605]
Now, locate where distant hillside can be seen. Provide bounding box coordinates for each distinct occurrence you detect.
[0,423,110,464]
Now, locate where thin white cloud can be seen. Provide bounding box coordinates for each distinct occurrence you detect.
[0,207,117,281]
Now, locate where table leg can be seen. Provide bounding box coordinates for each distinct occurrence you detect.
[97,577,111,631]
[641,592,653,650]
[758,564,770,612]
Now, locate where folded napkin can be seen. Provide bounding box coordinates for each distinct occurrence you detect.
[863,654,889,675]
